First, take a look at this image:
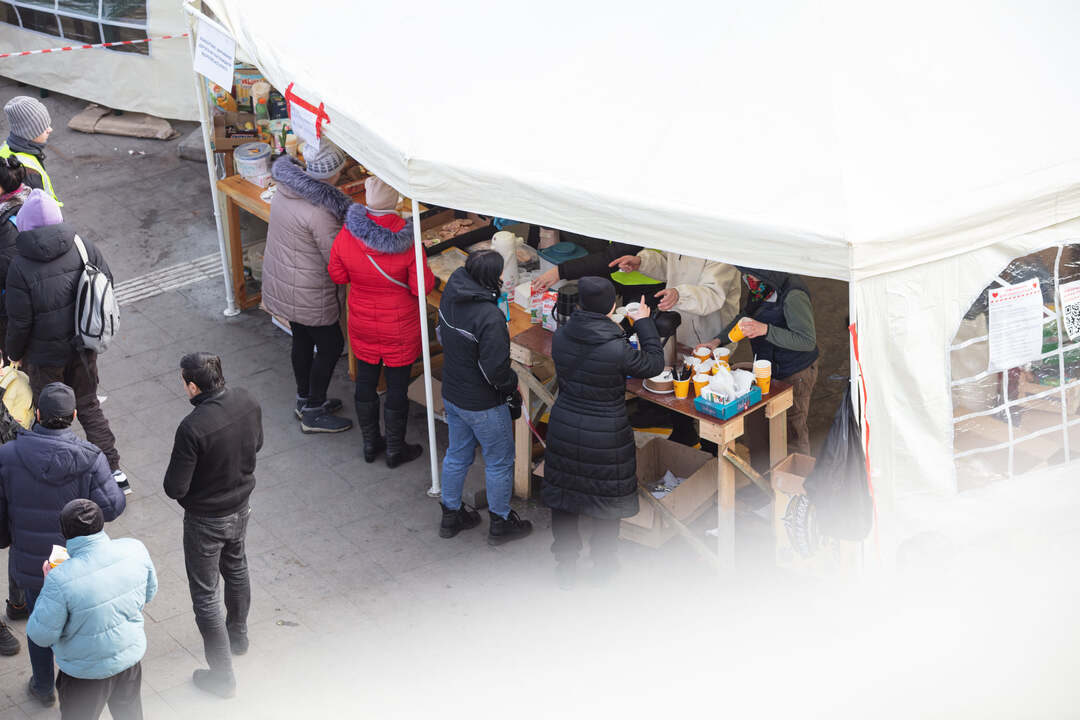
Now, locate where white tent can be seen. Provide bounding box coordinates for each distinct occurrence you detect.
[197,0,1080,557]
[1,0,196,120]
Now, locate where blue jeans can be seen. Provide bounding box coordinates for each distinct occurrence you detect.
[25,587,54,695]
[441,399,514,519]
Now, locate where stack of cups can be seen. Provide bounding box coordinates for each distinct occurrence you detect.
[753,360,772,394]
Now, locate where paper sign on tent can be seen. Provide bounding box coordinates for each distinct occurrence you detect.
[988,279,1044,372]
[1059,279,1080,341]
[192,17,235,91]
[284,83,330,153]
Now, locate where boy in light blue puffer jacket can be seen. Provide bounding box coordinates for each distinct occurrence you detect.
[26,499,156,719]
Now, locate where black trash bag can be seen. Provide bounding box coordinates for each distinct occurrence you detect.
[802,386,873,541]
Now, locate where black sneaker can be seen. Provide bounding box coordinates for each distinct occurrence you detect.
[0,622,19,656]
[112,469,132,495]
[300,407,353,434]
[439,503,481,539]
[488,510,533,546]
[229,632,249,656]
[294,397,343,420]
[192,668,236,699]
[5,599,28,621]
[27,678,54,706]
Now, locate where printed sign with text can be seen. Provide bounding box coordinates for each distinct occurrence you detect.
[988,279,1044,372]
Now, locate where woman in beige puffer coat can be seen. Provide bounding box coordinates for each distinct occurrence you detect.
[263,144,354,434]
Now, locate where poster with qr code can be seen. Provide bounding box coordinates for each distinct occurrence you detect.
[1060,279,1080,341]
[988,279,1043,372]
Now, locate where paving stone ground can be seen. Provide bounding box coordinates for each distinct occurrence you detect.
[0,79,1077,719]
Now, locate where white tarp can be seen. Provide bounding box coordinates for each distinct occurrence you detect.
[199,0,1080,552]
[203,0,1080,281]
[0,0,197,120]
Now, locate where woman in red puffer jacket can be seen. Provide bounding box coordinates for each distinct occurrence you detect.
[328,176,434,468]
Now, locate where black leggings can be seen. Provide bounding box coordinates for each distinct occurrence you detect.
[354,359,412,411]
[290,322,344,407]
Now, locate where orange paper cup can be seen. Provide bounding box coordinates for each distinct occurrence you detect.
[692,373,711,397]
[756,376,771,394]
[728,322,745,343]
[673,378,691,399]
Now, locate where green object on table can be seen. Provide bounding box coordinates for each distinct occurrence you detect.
[610,270,662,286]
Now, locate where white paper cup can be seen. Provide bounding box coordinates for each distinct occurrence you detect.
[753,359,772,377]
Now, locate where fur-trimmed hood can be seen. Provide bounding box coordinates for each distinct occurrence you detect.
[271,155,352,222]
[344,204,413,254]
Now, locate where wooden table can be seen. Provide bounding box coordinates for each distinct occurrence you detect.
[216,175,270,312]
[509,324,794,568]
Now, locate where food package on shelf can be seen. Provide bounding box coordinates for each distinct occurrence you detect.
[541,291,558,331]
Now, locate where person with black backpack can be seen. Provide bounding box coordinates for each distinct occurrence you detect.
[4,190,129,495]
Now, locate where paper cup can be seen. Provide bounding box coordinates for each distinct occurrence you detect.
[713,347,731,367]
[625,302,641,324]
[673,378,691,399]
[728,321,746,343]
[753,359,772,394]
[693,345,711,361]
[692,373,711,397]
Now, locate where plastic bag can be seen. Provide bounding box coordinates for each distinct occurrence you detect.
[803,386,873,541]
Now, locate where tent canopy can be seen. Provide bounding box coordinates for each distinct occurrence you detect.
[204,0,1080,281]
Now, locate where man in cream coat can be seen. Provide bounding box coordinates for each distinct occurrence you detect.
[610,251,741,443]
[610,250,741,361]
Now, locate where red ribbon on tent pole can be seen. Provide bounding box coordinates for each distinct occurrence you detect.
[283,82,330,140]
[849,321,880,558]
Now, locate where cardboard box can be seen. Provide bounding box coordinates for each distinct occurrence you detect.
[212,111,259,151]
[620,439,718,548]
[407,375,446,419]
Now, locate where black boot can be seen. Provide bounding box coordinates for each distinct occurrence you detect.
[384,406,422,468]
[488,509,533,546]
[192,669,236,699]
[0,621,20,656]
[666,414,700,447]
[439,503,481,539]
[355,399,386,463]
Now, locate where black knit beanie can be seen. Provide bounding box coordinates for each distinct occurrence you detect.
[59,499,104,540]
[577,276,616,314]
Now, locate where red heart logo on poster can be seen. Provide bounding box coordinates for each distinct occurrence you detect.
[992,292,998,298]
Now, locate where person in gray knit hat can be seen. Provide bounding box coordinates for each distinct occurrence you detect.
[302,140,347,180]
[0,97,59,204]
[262,138,354,433]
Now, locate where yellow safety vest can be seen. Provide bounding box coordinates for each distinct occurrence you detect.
[0,143,61,206]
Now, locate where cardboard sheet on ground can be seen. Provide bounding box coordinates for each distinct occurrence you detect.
[988,279,1044,371]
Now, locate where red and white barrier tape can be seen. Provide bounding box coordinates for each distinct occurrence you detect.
[0,33,188,59]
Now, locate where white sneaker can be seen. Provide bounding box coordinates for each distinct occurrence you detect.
[112,469,132,495]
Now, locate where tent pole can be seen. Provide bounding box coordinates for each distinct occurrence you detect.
[183,2,240,317]
[412,200,441,498]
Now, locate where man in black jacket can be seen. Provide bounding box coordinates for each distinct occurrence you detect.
[437,252,532,544]
[5,190,128,494]
[164,352,262,699]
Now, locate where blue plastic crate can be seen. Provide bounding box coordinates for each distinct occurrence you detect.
[693,385,763,421]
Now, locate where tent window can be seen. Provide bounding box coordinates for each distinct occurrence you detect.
[3,0,148,55]
[950,243,1080,490]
